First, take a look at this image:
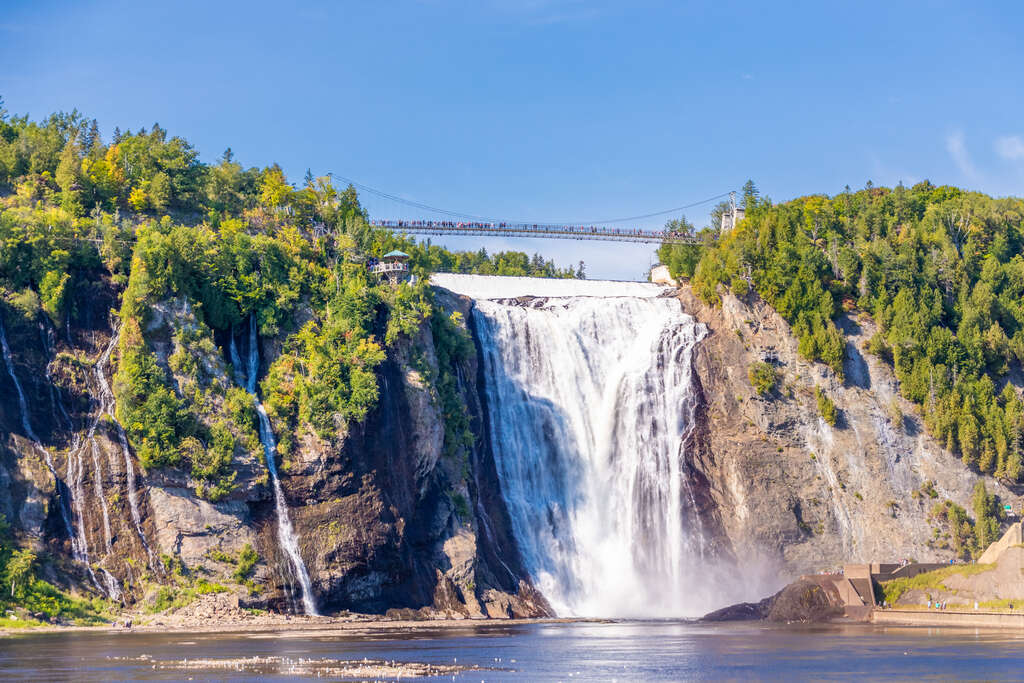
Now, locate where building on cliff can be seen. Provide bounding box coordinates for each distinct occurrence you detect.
[369,250,411,284]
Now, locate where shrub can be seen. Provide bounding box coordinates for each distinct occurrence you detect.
[866,332,893,364]
[814,386,838,426]
[233,543,258,582]
[748,362,778,396]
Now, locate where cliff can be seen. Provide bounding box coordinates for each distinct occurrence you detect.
[2,270,1019,618]
[678,284,1022,584]
[0,273,549,618]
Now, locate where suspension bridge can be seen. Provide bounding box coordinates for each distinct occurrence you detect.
[368,219,703,244]
[329,174,734,246]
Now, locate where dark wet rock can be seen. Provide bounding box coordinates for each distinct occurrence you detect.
[702,576,844,623]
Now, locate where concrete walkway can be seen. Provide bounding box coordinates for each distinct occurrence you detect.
[871,609,1024,628]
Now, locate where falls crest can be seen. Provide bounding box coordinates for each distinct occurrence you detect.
[443,274,717,618]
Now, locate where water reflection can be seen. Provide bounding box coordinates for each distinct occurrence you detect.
[3,621,1024,681]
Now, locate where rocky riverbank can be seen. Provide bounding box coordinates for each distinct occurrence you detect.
[0,596,587,638]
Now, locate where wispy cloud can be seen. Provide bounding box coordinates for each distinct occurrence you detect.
[946,130,980,182]
[995,135,1024,162]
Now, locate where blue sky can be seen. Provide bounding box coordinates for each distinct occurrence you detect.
[2,1,1023,280]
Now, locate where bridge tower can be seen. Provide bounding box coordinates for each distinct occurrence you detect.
[720,191,746,232]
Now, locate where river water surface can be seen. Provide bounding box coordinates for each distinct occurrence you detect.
[3,621,1024,681]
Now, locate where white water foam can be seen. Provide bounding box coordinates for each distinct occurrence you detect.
[91,330,158,575]
[431,272,670,300]
[443,275,717,618]
[0,319,76,537]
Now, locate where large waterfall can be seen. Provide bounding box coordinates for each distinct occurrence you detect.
[434,274,716,618]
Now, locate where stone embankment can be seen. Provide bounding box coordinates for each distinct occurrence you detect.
[871,609,1024,628]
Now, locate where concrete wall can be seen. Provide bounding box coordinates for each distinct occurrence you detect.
[844,564,872,580]
[872,609,1024,628]
[978,522,1023,564]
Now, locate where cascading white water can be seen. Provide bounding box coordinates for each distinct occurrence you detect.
[65,439,100,584]
[90,439,113,553]
[0,318,77,541]
[91,331,158,572]
[434,274,714,618]
[237,316,318,616]
[0,316,111,592]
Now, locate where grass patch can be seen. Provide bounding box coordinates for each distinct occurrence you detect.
[0,616,44,629]
[233,544,258,582]
[976,599,1024,612]
[147,579,229,613]
[1,581,113,626]
[880,564,996,604]
[748,362,778,396]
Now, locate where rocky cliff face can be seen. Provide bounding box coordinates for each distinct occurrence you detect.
[678,284,1022,585]
[2,272,1017,616]
[0,276,548,617]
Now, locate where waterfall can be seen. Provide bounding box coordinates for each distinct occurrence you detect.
[0,318,77,541]
[90,440,114,553]
[238,316,318,616]
[435,274,714,618]
[92,330,157,571]
[65,439,100,587]
[0,316,108,592]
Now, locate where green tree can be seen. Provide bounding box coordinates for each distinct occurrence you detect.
[55,135,84,215]
[971,481,1002,552]
[5,549,36,598]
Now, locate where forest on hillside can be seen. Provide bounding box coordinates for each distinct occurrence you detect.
[660,182,1024,486]
[0,106,580,489]
[0,101,588,615]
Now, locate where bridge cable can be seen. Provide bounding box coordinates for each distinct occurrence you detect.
[328,173,732,226]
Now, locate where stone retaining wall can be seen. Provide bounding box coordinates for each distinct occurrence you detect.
[871,609,1024,628]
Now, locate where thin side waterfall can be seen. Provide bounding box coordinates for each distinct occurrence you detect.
[45,322,122,597]
[90,440,114,553]
[237,316,318,616]
[92,330,158,571]
[434,274,715,618]
[41,324,80,454]
[0,316,106,592]
[0,318,76,540]
[65,438,101,589]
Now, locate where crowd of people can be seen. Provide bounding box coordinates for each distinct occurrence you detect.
[371,219,695,240]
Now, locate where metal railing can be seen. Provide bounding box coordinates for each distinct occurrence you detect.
[370,220,702,245]
[369,262,410,274]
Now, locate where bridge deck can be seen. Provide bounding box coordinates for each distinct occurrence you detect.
[370,220,701,245]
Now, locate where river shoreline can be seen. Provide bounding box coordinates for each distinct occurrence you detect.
[871,608,1024,628]
[0,614,599,639]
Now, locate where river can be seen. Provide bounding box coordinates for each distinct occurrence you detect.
[3,621,1023,680]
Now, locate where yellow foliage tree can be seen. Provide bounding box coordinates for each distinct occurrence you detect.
[129,186,149,211]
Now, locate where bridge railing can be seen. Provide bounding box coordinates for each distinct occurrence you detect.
[369,262,409,274]
[370,220,701,245]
